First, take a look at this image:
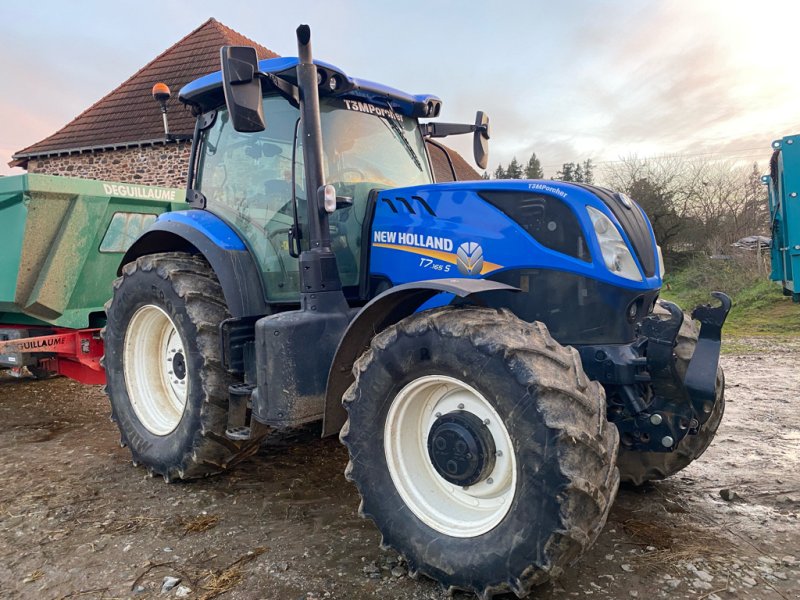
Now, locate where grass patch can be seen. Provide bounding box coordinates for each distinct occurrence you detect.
[661,256,800,337]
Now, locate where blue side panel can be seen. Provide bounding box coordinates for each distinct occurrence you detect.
[768,135,800,294]
[368,180,661,294]
[156,211,247,251]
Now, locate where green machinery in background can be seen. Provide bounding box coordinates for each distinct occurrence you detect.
[0,174,183,381]
[765,134,800,302]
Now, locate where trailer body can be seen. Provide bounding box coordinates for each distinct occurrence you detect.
[766,134,800,301]
[0,174,183,380]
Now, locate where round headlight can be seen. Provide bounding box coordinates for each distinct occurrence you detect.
[593,215,609,235]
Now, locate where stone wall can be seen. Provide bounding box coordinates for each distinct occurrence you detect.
[26,142,192,188]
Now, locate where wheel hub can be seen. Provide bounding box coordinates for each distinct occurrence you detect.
[427,411,496,486]
[172,352,186,380]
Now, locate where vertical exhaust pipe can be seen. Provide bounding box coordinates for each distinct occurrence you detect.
[296,24,330,253]
[294,24,342,294]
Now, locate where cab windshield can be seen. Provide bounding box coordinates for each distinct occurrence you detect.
[196,95,432,301]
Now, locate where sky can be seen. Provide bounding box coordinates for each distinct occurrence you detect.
[2,0,799,178]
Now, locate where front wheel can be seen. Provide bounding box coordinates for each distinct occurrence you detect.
[103,252,264,481]
[341,307,619,598]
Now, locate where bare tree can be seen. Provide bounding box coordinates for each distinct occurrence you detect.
[601,156,769,257]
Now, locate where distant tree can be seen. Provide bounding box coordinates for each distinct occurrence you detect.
[554,160,594,183]
[582,159,595,184]
[481,171,490,180]
[524,152,544,179]
[554,162,577,182]
[626,176,686,250]
[494,164,506,179]
[506,157,523,179]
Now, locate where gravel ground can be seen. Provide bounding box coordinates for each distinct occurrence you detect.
[0,337,798,599]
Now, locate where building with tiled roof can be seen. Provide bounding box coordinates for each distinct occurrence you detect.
[11,18,479,185]
[10,18,277,185]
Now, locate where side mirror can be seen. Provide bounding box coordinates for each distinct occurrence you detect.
[220,46,265,132]
[473,111,490,170]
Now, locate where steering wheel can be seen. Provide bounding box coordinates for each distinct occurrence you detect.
[331,167,368,184]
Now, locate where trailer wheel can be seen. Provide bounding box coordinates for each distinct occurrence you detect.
[616,300,725,486]
[28,364,55,380]
[103,252,264,481]
[341,306,619,598]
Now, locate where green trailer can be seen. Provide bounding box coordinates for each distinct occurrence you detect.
[0,174,183,382]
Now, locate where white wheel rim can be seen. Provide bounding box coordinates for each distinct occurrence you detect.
[384,375,517,538]
[123,305,189,436]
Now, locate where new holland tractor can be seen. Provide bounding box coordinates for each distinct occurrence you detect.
[103,25,730,598]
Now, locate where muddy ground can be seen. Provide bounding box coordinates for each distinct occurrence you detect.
[0,338,798,600]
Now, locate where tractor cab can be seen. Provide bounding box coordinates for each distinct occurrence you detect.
[179,52,487,305]
[190,92,433,301]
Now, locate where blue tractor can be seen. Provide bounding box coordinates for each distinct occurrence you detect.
[104,25,730,599]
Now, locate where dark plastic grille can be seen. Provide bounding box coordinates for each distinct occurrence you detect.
[479,192,591,262]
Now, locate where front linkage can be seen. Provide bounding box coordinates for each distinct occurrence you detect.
[579,292,731,453]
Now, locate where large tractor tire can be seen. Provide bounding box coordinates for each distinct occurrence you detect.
[340,306,619,598]
[103,252,264,481]
[616,300,725,486]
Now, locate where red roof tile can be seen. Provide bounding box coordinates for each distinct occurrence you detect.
[426,141,481,182]
[13,19,278,162]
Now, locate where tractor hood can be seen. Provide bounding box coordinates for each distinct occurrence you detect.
[369,179,661,291]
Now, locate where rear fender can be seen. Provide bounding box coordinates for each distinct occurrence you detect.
[322,278,517,437]
[119,212,267,318]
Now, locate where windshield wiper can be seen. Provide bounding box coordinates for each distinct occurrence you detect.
[379,99,423,172]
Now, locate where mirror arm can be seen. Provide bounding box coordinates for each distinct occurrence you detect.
[259,72,300,108]
[420,122,483,139]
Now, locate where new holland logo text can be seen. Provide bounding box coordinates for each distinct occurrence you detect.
[373,231,453,251]
[371,233,502,276]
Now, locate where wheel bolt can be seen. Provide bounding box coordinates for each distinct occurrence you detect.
[435,412,442,418]
[496,450,503,457]
[483,418,490,425]
[458,403,464,410]
[462,486,469,491]
[650,413,663,426]
[486,477,494,485]
[661,436,674,448]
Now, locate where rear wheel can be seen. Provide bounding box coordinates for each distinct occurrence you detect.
[341,307,619,598]
[103,252,265,481]
[616,301,725,485]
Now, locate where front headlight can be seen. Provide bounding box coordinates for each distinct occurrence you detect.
[586,206,643,281]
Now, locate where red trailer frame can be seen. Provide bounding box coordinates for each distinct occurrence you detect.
[0,326,105,385]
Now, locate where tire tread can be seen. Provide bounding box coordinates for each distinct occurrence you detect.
[104,252,266,481]
[341,306,619,598]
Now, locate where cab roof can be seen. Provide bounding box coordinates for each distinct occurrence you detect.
[179,56,442,118]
